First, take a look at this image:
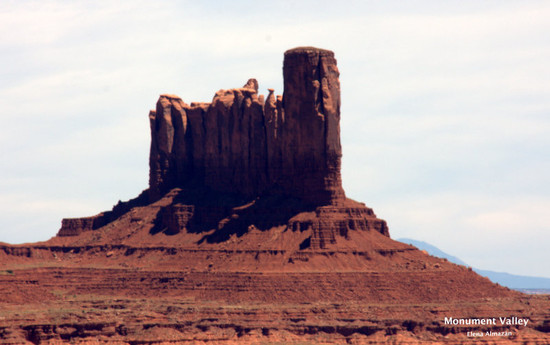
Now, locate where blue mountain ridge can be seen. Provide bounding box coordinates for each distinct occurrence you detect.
[397,238,550,291]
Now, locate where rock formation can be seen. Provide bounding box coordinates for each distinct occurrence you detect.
[147,47,344,204]
[2,47,549,344]
[57,46,388,248]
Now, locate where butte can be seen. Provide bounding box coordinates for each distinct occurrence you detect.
[0,47,549,344]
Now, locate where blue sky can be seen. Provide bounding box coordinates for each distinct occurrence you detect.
[1,1,548,277]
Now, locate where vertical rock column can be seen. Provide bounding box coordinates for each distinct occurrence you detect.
[280,47,345,205]
[148,95,192,200]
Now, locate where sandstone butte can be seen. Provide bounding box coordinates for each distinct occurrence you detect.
[0,47,549,345]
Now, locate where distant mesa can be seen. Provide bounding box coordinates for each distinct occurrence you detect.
[57,47,389,250]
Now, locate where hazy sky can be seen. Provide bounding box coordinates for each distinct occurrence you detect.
[1,1,548,277]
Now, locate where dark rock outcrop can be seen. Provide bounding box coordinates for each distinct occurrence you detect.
[57,47,389,248]
[57,215,104,237]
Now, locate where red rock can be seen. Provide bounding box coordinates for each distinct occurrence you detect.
[147,48,345,205]
[57,215,105,237]
[280,47,345,205]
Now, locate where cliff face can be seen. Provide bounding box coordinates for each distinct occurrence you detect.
[148,84,269,201]
[148,47,345,205]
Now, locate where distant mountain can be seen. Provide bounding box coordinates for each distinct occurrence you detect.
[398,238,468,266]
[398,238,550,291]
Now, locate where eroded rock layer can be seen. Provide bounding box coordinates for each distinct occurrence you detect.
[1,248,549,344]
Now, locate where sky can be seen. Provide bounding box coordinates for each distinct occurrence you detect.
[0,1,548,277]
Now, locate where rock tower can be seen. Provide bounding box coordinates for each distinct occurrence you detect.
[148,47,344,205]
